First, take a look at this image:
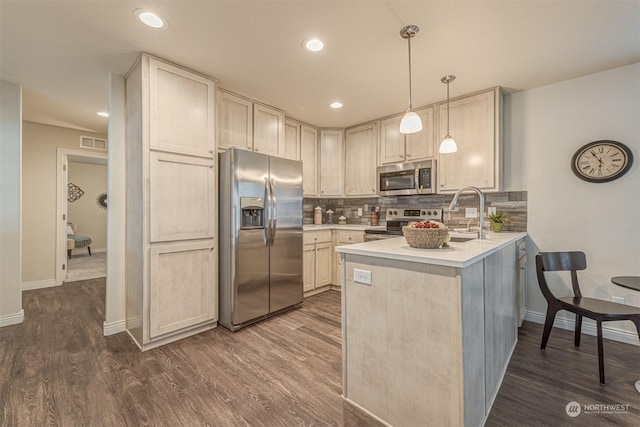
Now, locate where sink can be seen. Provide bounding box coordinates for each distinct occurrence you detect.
[449,236,476,243]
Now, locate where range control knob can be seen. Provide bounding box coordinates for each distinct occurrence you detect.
[393,210,398,216]
[423,210,428,216]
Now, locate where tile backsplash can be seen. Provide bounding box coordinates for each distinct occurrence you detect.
[304,191,527,232]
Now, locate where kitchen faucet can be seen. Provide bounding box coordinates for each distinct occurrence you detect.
[449,186,487,239]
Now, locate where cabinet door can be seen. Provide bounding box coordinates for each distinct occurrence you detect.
[303,244,315,293]
[253,103,285,157]
[406,106,435,161]
[149,58,215,158]
[284,118,301,161]
[345,123,377,196]
[301,125,318,196]
[379,115,405,165]
[149,152,215,242]
[315,242,332,287]
[149,241,217,338]
[217,91,253,151]
[319,130,344,197]
[438,89,499,192]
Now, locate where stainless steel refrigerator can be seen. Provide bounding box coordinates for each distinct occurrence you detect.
[219,148,303,331]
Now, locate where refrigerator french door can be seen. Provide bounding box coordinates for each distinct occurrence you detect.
[219,149,303,331]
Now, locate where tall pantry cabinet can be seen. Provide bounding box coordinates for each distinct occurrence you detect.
[125,54,218,351]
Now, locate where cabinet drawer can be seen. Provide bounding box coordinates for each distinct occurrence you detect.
[303,230,332,245]
[335,230,364,244]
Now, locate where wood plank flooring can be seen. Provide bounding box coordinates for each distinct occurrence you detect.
[1,280,638,426]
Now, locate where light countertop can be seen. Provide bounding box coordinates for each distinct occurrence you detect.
[336,231,527,268]
[303,224,385,231]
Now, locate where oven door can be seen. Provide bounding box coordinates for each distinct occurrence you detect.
[377,166,417,196]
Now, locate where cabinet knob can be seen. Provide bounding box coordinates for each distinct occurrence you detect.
[255,148,259,152]
[348,237,352,241]
[209,149,214,154]
[406,154,411,158]
[209,165,214,168]
[314,237,317,241]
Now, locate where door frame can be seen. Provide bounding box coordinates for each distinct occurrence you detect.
[55,148,107,285]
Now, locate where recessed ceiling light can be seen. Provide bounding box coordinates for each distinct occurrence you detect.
[304,39,324,52]
[330,102,343,109]
[97,111,109,117]
[134,9,167,29]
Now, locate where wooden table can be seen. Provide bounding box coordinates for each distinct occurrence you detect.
[611,276,640,292]
[610,276,640,393]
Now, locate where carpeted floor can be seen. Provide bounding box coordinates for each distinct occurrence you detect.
[65,252,106,283]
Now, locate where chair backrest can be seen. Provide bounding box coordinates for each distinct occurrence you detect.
[536,251,587,301]
[67,222,76,235]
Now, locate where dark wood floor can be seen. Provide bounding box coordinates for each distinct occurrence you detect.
[1,280,638,426]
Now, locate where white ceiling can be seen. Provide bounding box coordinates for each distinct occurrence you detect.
[1,1,639,135]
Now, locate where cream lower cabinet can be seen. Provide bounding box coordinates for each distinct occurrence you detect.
[332,230,364,287]
[303,231,332,295]
[125,54,218,351]
[438,88,502,193]
[149,242,217,338]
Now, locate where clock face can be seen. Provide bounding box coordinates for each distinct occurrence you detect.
[571,140,633,183]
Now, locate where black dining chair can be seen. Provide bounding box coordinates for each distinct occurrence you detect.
[536,251,640,384]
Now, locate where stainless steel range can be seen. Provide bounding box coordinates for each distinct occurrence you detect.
[364,207,443,241]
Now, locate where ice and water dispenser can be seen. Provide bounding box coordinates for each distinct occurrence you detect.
[240,197,265,229]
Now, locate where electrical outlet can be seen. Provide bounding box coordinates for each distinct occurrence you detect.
[611,296,625,304]
[357,208,363,217]
[465,208,478,218]
[364,204,369,212]
[488,206,497,216]
[354,268,372,285]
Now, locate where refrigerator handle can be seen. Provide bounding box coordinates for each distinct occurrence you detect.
[270,179,277,245]
[264,178,271,246]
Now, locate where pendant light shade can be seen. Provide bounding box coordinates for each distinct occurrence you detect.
[439,75,458,153]
[399,25,422,134]
[400,111,423,134]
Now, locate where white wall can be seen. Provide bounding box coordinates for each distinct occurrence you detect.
[0,80,24,326]
[506,63,640,341]
[67,162,107,251]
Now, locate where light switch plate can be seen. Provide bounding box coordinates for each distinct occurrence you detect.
[357,208,363,217]
[611,296,625,304]
[465,208,478,218]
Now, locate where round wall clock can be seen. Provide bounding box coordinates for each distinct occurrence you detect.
[570,140,633,183]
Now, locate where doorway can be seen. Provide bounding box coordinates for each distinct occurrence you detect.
[56,148,107,285]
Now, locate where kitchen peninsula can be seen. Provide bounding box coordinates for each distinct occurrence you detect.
[336,232,527,427]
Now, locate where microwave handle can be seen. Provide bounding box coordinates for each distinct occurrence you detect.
[414,168,419,190]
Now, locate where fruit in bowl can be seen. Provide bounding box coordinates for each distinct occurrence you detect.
[403,221,449,249]
[406,221,445,229]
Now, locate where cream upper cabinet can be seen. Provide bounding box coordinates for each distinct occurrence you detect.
[217,90,253,151]
[379,106,434,165]
[283,118,301,161]
[149,58,215,158]
[300,124,318,196]
[345,122,377,196]
[253,103,285,157]
[319,130,344,197]
[379,115,405,165]
[406,106,435,161]
[437,88,502,193]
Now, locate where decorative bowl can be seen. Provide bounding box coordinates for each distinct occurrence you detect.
[402,226,449,249]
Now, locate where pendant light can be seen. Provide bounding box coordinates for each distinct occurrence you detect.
[399,25,422,134]
[439,75,457,153]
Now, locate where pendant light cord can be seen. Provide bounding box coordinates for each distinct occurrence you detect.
[446,81,450,135]
[407,35,413,110]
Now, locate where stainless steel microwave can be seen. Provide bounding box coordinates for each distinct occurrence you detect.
[377,160,436,196]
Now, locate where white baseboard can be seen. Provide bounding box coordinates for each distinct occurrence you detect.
[22,279,57,291]
[525,309,639,346]
[0,309,24,327]
[103,319,126,336]
[71,248,106,254]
